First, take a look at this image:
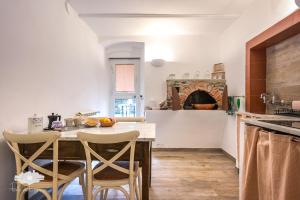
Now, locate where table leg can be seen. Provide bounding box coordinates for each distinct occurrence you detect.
[25,192,28,200]
[149,142,152,187]
[142,142,150,200]
[24,167,29,200]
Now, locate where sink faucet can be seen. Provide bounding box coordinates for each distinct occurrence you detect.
[261,93,282,105]
[260,93,268,104]
[271,94,277,104]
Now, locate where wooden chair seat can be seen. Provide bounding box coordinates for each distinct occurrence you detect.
[93,161,139,181]
[27,161,85,189]
[41,161,85,182]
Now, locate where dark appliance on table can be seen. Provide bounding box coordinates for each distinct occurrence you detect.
[46,113,61,130]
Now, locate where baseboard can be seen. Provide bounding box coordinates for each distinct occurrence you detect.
[153,148,237,162]
[221,149,236,162]
[153,148,223,152]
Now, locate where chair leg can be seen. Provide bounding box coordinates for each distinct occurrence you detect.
[38,189,52,200]
[87,176,93,200]
[135,178,140,200]
[93,191,99,200]
[103,189,108,200]
[138,168,142,199]
[20,188,51,200]
[129,177,135,200]
[117,186,130,200]
[100,191,104,200]
[93,187,106,200]
[20,188,29,200]
[58,182,72,200]
[79,173,86,199]
[16,183,22,200]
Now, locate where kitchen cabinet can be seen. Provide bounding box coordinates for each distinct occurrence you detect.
[240,124,300,200]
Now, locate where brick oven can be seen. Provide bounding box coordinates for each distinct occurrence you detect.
[165,79,227,110]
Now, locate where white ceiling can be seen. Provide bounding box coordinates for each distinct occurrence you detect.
[69,0,255,37]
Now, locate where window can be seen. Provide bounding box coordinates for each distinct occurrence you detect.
[110,59,142,117]
[115,64,135,92]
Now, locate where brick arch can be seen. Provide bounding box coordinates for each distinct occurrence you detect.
[179,83,223,108]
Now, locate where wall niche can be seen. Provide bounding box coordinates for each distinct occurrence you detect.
[266,33,300,113]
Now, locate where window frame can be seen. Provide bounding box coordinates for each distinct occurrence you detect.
[110,58,141,117]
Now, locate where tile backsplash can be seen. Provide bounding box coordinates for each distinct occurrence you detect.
[266,33,300,114]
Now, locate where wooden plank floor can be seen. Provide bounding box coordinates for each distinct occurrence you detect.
[60,150,239,200]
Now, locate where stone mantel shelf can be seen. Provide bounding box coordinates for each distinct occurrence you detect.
[146,110,226,112]
[167,79,226,83]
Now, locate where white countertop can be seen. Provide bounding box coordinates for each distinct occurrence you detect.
[59,122,156,141]
[242,118,300,137]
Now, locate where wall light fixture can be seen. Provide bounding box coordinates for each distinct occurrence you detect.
[151,59,166,67]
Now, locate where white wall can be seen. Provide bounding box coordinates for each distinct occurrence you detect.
[0,0,109,198]
[100,34,221,108]
[220,0,298,157]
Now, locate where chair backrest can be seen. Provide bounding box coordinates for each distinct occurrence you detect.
[77,131,140,181]
[115,117,145,122]
[2,131,69,194]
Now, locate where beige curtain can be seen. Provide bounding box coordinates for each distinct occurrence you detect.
[257,130,272,200]
[243,125,300,200]
[242,125,261,200]
[268,131,300,200]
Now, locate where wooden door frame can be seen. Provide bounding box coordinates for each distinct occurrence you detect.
[246,9,300,113]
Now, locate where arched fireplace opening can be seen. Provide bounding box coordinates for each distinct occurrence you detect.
[183,90,218,110]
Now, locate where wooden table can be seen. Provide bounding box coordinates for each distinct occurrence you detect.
[20,122,155,200]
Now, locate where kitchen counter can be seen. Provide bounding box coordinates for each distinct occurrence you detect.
[239,116,300,198]
[18,122,156,141]
[145,110,226,148]
[242,118,300,137]
[236,113,300,169]
[239,116,300,199]
[59,122,155,141]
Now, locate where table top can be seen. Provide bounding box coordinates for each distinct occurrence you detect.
[59,122,156,141]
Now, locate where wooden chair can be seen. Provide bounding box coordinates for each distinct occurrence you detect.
[3,131,85,200]
[115,117,145,190]
[77,131,141,200]
[115,117,145,122]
